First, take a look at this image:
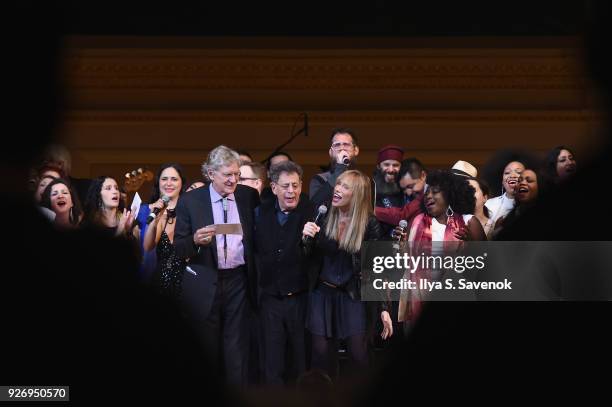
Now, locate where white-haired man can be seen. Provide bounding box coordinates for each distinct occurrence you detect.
[174,145,260,385]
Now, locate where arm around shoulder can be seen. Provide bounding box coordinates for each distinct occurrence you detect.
[374,195,423,227]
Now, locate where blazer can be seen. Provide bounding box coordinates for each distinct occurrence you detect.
[174,184,260,320]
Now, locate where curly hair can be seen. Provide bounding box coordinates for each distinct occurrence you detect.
[150,163,187,203]
[501,168,549,230]
[83,176,125,224]
[40,178,82,225]
[423,170,476,215]
[480,149,540,197]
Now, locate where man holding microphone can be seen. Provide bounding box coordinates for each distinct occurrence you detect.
[309,128,360,210]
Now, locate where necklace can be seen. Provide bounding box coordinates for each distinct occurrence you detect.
[166,208,176,224]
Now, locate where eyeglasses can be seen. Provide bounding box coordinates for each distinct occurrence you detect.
[330,142,354,151]
[216,171,241,180]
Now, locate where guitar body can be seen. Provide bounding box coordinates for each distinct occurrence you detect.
[123,168,154,210]
[124,168,154,194]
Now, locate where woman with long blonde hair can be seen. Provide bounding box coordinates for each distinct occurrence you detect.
[302,170,393,379]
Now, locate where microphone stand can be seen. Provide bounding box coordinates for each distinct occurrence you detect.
[263,112,308,164]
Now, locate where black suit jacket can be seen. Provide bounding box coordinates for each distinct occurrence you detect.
[174,184,260,320]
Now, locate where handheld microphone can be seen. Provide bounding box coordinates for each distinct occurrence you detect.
[338,151,350,165]
[146,195,171,224]
[392,219,408,251]
[302,205,328,244]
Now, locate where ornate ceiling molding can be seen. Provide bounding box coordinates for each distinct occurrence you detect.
[64,109,600,124]
[62,36,586,98]
[59,37,601,179]
[66,59,582,91]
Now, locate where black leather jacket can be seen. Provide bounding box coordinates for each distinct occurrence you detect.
[302,215,389,336]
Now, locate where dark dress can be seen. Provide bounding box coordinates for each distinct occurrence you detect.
[307,239,367,339]
[304,216,386,340]
[154,226,185,299]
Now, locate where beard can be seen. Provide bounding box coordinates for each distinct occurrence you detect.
[374,169,400,195]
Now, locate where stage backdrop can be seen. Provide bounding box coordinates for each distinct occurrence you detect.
[58,36,603,200]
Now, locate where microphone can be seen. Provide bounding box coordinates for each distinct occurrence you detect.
[392,219,408,251]
[146,195,171,224]
[338,150,350,165]
[304,113,309,138]
[302,205,328,244]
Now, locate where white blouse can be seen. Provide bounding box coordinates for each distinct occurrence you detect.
[485,193,515,224]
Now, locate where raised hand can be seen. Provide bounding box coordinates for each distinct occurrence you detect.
[116,209,134,237]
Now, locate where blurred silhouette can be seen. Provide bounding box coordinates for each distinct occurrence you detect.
[2,4,227,404]
[6,3,611,405]
[359,2,612,402]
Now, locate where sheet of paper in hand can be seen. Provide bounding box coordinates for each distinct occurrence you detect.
[210,223,243,235]
[131,192,142,220]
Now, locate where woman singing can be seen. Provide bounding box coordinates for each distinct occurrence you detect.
[302,170,393,379]
[141,163,187,299]
[398,170,485,324]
